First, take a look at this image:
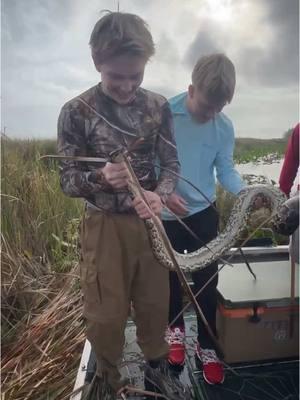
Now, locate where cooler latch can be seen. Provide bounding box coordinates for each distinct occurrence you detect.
[248,303,263,323]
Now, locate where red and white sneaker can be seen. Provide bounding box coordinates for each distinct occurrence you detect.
[165,326,185,366]
[196,344,224,385]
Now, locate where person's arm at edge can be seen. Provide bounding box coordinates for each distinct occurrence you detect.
[279,124,299,197]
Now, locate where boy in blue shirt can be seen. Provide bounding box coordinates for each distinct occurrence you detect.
[163,53,245,385]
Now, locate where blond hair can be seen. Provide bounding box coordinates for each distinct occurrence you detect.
[89,11,155,65]
[192,53,236,104]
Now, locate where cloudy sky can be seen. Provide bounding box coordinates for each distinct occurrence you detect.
[2,0,299,139]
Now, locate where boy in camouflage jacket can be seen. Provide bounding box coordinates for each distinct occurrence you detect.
[57,11,181,398]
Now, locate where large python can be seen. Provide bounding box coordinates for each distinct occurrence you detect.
[145,184,287,272]
[43,151,288,273]
[114,150,287,273]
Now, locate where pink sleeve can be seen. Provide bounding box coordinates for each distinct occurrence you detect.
[279,124,299,196]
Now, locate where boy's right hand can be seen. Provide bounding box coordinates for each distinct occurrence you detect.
[165,193,188,216]
[99,162,129,189]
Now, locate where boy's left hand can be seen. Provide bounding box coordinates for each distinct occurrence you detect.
[132,191,162,219]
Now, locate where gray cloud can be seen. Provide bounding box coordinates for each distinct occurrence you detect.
[2,0,73,53]
[183,0,299,87]
[1,0,299,139]
[155,33,181,65]
[146,85,177,99]
[238,0,299,86]
[184,20,223,67]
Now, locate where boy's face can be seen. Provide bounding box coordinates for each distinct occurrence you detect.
[187,85,226,123]
[97,55,146,105]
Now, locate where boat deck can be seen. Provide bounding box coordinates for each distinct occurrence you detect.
[75,313,299,400]
[184,314,299,400]
[71,245,299,399]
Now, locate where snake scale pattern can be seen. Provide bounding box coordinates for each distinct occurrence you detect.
[145,184,287,272]
[272,194,299,236]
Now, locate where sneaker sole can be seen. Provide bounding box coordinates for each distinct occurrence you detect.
[168,358,185,367]
[202,371,225,385]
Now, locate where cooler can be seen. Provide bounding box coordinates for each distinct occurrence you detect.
[217,247,299,363]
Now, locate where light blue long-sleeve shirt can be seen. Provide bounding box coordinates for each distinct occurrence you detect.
[162,92,245,220]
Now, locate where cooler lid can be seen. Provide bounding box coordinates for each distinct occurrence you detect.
[217,259,299,308]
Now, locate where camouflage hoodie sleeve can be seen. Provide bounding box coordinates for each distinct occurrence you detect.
[155,102,180,201]
[57,102,108,198]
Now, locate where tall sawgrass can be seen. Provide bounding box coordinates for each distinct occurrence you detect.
[2,137,82,267]
[1,138,85,398]
[1,137,83,346]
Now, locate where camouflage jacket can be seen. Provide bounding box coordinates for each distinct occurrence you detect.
[57,83,180,213]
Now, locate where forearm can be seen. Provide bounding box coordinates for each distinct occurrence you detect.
[218,168,245,195]
[216,149,245,194]
[216,126,245,195]
[57,103,111,198]
[155,159,180,200]
[155,102,180,200]
[60,167,109,198]
[279,133,299,196]
[279,166,297,197]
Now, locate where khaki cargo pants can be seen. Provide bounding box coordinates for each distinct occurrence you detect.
[80,208,169,390]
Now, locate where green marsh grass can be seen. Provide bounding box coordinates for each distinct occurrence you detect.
[1,137,85,399]
[2,138,82,267]
[234,138,286,164]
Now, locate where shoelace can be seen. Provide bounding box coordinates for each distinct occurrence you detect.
[166,328,185,345]
[199,349,219,364]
